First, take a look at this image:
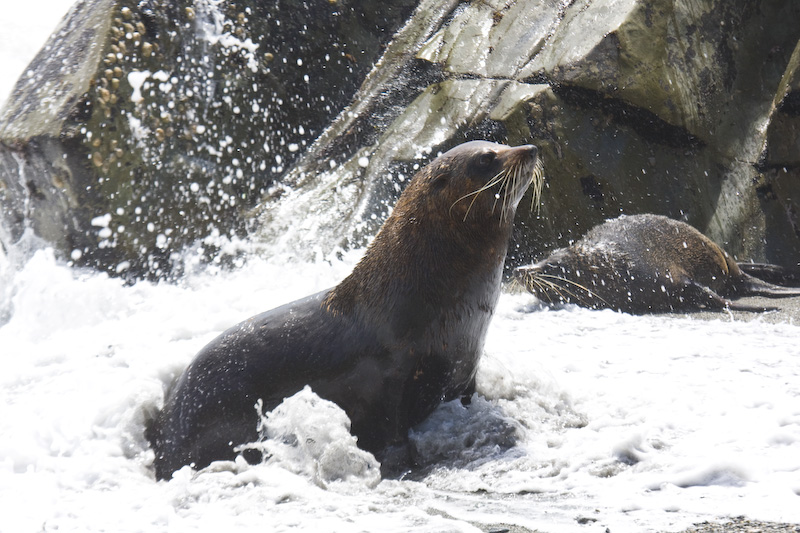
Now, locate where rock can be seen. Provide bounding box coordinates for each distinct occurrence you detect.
[756,39,800,266]
[524,0,800,266]
[255,0,800,269]
[0,0,417,278]
[677,516,800,532]
[4,0,800,278]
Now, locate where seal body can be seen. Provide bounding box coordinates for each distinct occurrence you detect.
[514,214,800,314]
[148,141,541,480]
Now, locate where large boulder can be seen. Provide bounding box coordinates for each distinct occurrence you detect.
[0,0,417,278]
[3,0,800,277]
[255,0,800,268]
[757,39,800,266]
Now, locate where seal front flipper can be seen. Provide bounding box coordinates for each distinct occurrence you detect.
[737,263,800,287]
[149,289,353,479]
[678,279,731,311]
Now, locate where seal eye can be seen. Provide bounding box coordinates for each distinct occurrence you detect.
[476,151,495,168]
[432,176,448,190]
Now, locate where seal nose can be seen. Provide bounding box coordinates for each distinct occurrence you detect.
[504,144,538,165]
[519,144,538,160]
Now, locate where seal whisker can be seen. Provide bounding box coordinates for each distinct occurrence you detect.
[451,169,508,222]
[450,170,506,213]
[524,273,586,306]
[521,271,612,308]
[528,274,585,305]
[501,155,543,224]
[494,171,512,223]
[491,174,506,213]
[533,273,603,301]
[506,163,525,223]
[498,161,527,225]
[497,167,513,224]
[529,158,545,215]
[509,166,521,222]
[528,276,564,304]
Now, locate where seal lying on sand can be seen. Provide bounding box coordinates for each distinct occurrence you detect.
[514,214,800,314]
[147,140,543,480]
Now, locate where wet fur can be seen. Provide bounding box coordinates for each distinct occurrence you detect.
[147,141,541,480]
[514,214,800,314]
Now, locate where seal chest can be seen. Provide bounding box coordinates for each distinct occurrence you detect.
[514,214,800,313]
[147,140,542,480]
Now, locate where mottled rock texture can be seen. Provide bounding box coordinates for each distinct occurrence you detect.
[255,0,800,270]
[3,0,800,277]
[0,0,416,277]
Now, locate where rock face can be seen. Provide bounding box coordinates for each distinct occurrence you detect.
[2,0,800,277]
[0,0,417,277]
[255,0,800,269]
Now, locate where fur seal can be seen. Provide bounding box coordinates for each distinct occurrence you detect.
[147,140,543,480]
[514,214,800,314]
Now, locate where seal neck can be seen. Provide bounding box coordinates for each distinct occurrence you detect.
[325,208,511,337]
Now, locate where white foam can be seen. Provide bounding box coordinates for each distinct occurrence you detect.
[1,3,799,531]
[127,70,151,104]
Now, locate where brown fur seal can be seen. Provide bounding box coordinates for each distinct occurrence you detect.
[147,140,543,480]
[514,214,800,314]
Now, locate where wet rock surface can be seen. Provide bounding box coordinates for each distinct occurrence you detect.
[678,517,800,533]
[2,0,800,278]
[0,0,416,277]
[471,516,800,533]
[254,0,800,272]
